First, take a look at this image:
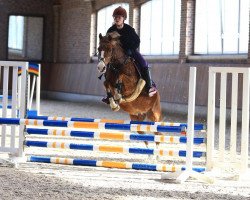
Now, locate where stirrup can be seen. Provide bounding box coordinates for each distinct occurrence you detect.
[149,87,157,97]
[101,96,110,104]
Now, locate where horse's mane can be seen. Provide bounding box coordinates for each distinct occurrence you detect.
[107,31,120,39]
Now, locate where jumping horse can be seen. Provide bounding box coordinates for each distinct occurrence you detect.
[97,32,162,148]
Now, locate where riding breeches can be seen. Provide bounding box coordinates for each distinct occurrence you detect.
[132,50,148,69]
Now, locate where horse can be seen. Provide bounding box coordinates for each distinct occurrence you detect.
[97,31,162,149]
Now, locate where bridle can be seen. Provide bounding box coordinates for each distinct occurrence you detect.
[97,39,135,81]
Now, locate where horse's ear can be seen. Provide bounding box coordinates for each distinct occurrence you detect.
[108,34,112,41]
[99,33,103,40]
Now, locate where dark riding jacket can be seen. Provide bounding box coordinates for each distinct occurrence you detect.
[107,24,140,53]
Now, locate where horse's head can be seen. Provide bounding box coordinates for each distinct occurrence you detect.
[97,32,121,73]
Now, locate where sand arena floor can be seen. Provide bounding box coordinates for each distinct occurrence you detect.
[0,98,250,200]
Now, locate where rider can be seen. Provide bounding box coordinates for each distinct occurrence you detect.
[101,6,157,104]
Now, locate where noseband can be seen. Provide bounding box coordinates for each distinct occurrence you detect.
[98,48,127,75]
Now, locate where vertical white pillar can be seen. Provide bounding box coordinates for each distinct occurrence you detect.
[36,64,41,115]
[219,72,227,162]
[10,67,18,148]
[186,67,196,171]
[18,62,28,157]
[240,68,250,173]
[206,68,216,170]
[1,66,9,147]
[230,73,238,161]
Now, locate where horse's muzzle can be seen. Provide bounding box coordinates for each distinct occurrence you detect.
[97,60,106,73]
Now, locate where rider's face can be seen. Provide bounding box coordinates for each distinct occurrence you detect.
[113,15,124,27]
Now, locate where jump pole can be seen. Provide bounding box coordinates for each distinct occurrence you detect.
[0,118,185,133]
[27,115,205,131]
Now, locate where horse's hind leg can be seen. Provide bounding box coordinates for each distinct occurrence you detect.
[147,109,163,161]
[129,113,146,121]
[147,109,162,140]
[130,113,159,161]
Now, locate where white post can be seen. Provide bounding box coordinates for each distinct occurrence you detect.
[185,67,196,171]
[10,67,18,148]
[230,73,238,161]
[27,74,30,110]
[18,75,21,110]
[206,68,216,170]
[219,72,227,162]
[1,66,9,147]
[240,68,250,174]
[36,64,41,115]
[18,62,28,157]
[29,77,36,110]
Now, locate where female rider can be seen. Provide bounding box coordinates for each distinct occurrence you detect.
[102,6,157,104]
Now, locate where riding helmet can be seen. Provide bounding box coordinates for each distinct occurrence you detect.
[113,6,127,20]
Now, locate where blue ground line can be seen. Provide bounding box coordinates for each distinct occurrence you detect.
[27,155,206,173]
[25,140,206,158]
[27,115,205,131]
[26,128,206,144]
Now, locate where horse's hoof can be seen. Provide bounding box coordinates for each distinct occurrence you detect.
[112,105,120,111]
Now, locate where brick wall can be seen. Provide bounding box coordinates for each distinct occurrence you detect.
[56,0,92,63]
[179,0,187,63]
[185,0,195,56]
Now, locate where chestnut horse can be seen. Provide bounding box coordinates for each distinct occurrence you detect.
[97,32,162,147]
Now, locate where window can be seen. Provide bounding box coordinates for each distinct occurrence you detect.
[96,3,129,50]
[8,16,24,50]
[140,0,181,55]
[8,15,44,60]
[195,0,249,54]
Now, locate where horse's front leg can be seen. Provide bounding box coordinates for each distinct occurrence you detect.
[109,97,120,111]
[106,89,120,112]
[113,81,122,103]
[103,82,120,111]
[113,88,122,103]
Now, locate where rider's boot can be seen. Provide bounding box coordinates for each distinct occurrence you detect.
[141,67,157,97]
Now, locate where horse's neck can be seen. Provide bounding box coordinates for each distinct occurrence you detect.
[112,46,126,64]
[112,46,134,70]
[107,45,140,96]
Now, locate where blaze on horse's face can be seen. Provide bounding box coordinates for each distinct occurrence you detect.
[97,33,114,73]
